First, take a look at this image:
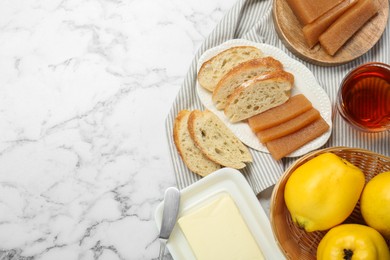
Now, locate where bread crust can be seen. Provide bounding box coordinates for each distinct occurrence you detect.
[239,70,294,89]
[173,109,190,159]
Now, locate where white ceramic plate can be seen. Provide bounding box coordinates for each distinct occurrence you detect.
[154,168,285,260]
[196,39,332,157]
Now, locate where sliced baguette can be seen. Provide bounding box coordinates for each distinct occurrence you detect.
[173,110,221,177]
[212,57,284,110]
[224,70,294,123]
[197,46,264,92]
[188,110,252,169]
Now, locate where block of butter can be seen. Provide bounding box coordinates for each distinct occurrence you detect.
[178,193,265,260]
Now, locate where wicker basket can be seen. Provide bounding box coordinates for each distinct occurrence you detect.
[270,146,390,260]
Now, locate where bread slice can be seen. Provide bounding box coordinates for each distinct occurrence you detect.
[197,46,264,92]
[188,110,252,169]
[224,70,294,123]
[212,57,284,110]
[173,110,221,177]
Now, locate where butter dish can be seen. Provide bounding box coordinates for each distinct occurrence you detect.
[154,168,285,260]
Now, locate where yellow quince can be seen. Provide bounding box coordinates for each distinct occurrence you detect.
[360,171,390,240]
[284,152,365,232]
[317,224,390,260]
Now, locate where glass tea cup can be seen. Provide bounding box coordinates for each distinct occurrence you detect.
[337,62,390,133]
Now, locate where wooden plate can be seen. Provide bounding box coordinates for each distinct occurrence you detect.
[273,0,389,66]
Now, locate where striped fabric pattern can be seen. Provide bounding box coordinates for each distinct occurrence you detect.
[165,0,390,194]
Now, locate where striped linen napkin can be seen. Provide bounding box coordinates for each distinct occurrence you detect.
[165,0,390,195]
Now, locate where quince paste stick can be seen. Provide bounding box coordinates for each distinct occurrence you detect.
[285,0,343,25]
[319,0,380,56]
[248,94,312,132]
[303,0,358,48]
[256,108,321,143]
[266,117,329,160]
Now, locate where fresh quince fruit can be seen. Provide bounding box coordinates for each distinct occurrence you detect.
[360,171,390,240]
[317,224,390,260]
[284,152,365,232]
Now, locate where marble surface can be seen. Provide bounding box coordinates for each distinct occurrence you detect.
[0,0,236,259]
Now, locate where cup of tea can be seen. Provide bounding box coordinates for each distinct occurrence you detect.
[337,62,390,132]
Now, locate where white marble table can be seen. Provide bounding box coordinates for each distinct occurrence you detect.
[0,0,237,259]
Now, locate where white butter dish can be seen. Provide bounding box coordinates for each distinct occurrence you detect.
[155,168,286,260]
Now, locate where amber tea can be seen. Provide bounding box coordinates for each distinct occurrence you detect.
[337,63,390,132]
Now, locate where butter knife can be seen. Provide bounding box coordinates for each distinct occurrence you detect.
[158,187,180,260]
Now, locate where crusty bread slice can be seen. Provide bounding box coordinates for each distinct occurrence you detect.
[197,46,264,92]
[212,57,284,110]
[173,110,221,177]
[224,70,294,123]
[188,110,252,169]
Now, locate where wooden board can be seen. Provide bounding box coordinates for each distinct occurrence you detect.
[273,0,389,66]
